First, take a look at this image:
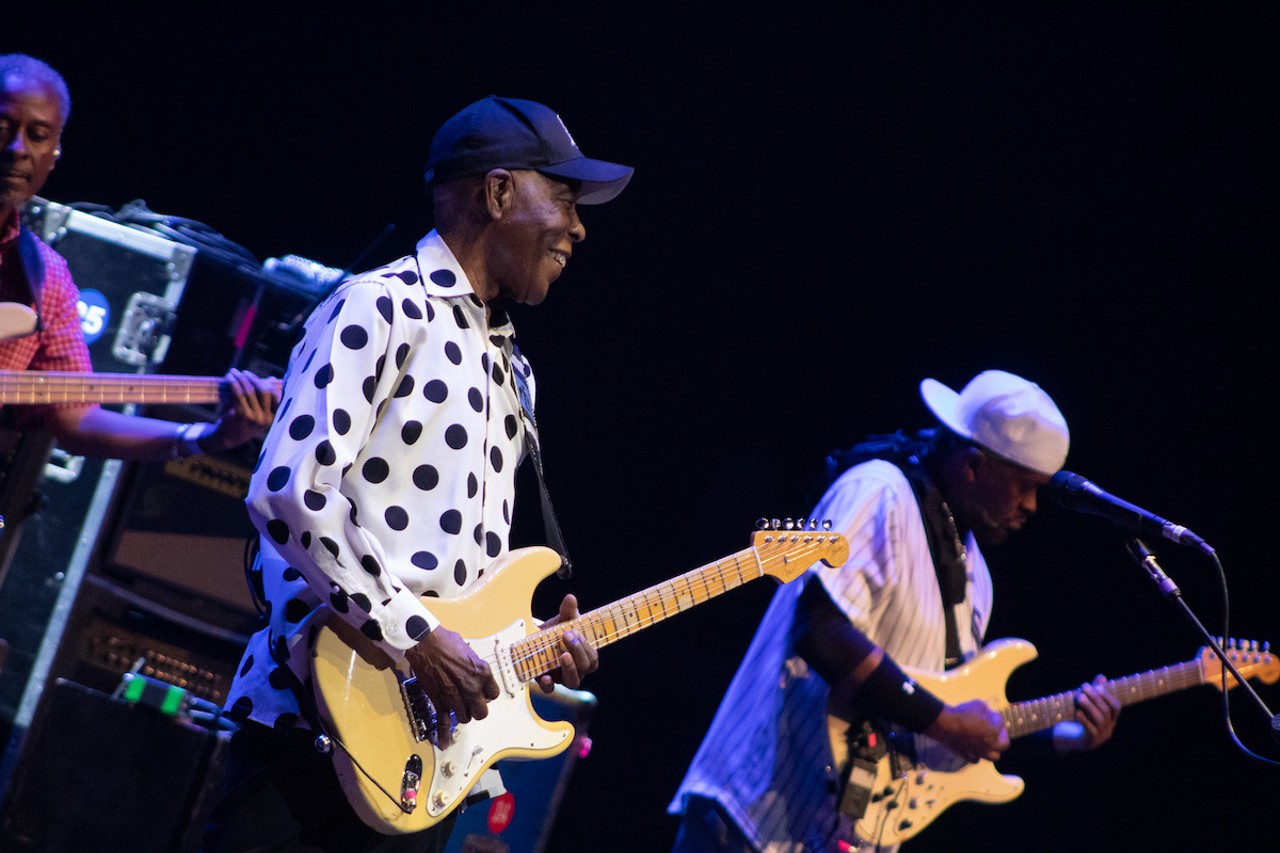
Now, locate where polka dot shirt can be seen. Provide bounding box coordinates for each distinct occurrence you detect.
[225,230,532,729]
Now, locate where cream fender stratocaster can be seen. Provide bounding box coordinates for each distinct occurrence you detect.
[830,637,1278,849]
[311,523,849,834]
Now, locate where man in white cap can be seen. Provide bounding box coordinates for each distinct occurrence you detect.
[669,370,1121,852]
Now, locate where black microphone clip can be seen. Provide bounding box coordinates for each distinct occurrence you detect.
[1124,537,1182,598]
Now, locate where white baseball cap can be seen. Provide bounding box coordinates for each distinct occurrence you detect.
[920,369,1069,476]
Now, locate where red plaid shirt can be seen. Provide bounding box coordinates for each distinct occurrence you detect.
[0,209,95,424]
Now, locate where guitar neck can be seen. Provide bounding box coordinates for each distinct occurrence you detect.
[0,371,224,406]
[1005,658,1206,738]
[511,545,764,681]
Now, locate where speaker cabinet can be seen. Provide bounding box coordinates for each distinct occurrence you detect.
[0,678,229,852]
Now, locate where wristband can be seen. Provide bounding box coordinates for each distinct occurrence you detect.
[859,655,945,733]
[170,422,213,459]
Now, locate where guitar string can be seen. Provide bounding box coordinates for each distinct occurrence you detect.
[0,373,221,403]
[1002,655,1242,736]
[0,372,214,384]
[484,542,834,677]
[499,550,797,673]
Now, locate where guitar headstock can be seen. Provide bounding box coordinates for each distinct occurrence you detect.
[752,518,848,585]
[1199,639,1278,691]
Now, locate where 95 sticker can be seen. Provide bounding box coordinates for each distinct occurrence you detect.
[77,289,110,344]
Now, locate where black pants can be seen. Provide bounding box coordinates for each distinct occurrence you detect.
[201,722,457,853]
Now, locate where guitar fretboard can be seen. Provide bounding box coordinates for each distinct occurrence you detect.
[1005,658,1208,738]
[0,371,223,406]
[509,532,842,682]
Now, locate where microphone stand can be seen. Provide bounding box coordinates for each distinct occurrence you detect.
[1124,538,1280,743]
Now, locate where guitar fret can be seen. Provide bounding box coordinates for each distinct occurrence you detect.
[1005,660,1211,738]
[508,545,798,683]
[0,370,223,405]
[502,535,847,689]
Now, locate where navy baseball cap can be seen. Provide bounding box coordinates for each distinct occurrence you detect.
[424,95,634,204]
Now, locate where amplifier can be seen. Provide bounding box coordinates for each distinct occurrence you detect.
[39,573,248,706]
[97,447,262,624]
[0,678,230,853]
[0,198,284,800]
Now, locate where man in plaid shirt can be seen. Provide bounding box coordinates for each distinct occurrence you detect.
[0,52,277,462]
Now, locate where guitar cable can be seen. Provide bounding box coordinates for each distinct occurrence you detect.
[296,661,426,818]
[317,725,420,816]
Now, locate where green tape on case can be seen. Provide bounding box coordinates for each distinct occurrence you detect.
[121,674,187,717]
[121,673,148,704]
[159,684,185,716]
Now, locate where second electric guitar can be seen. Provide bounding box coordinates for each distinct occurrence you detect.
[830,637,1278,849]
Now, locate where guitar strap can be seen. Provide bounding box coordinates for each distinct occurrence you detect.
[902,465,966,669]
[510,344,573,579]
[15,225,46,333]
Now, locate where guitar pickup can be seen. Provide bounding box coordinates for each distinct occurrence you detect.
[400,753,423,813]
[399,676,435,743]
[398,675,461,746]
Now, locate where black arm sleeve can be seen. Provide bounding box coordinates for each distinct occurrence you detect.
[791,573,877,685]
[792,573,944,732]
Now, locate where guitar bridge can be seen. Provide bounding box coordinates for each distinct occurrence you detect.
[400,753,423,813]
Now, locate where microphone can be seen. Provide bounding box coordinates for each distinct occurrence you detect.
[1047,471,1215,555]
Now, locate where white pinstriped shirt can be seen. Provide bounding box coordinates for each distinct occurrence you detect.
[670,460,992,852]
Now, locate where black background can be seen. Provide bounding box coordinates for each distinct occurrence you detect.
[8,4,1279,851]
